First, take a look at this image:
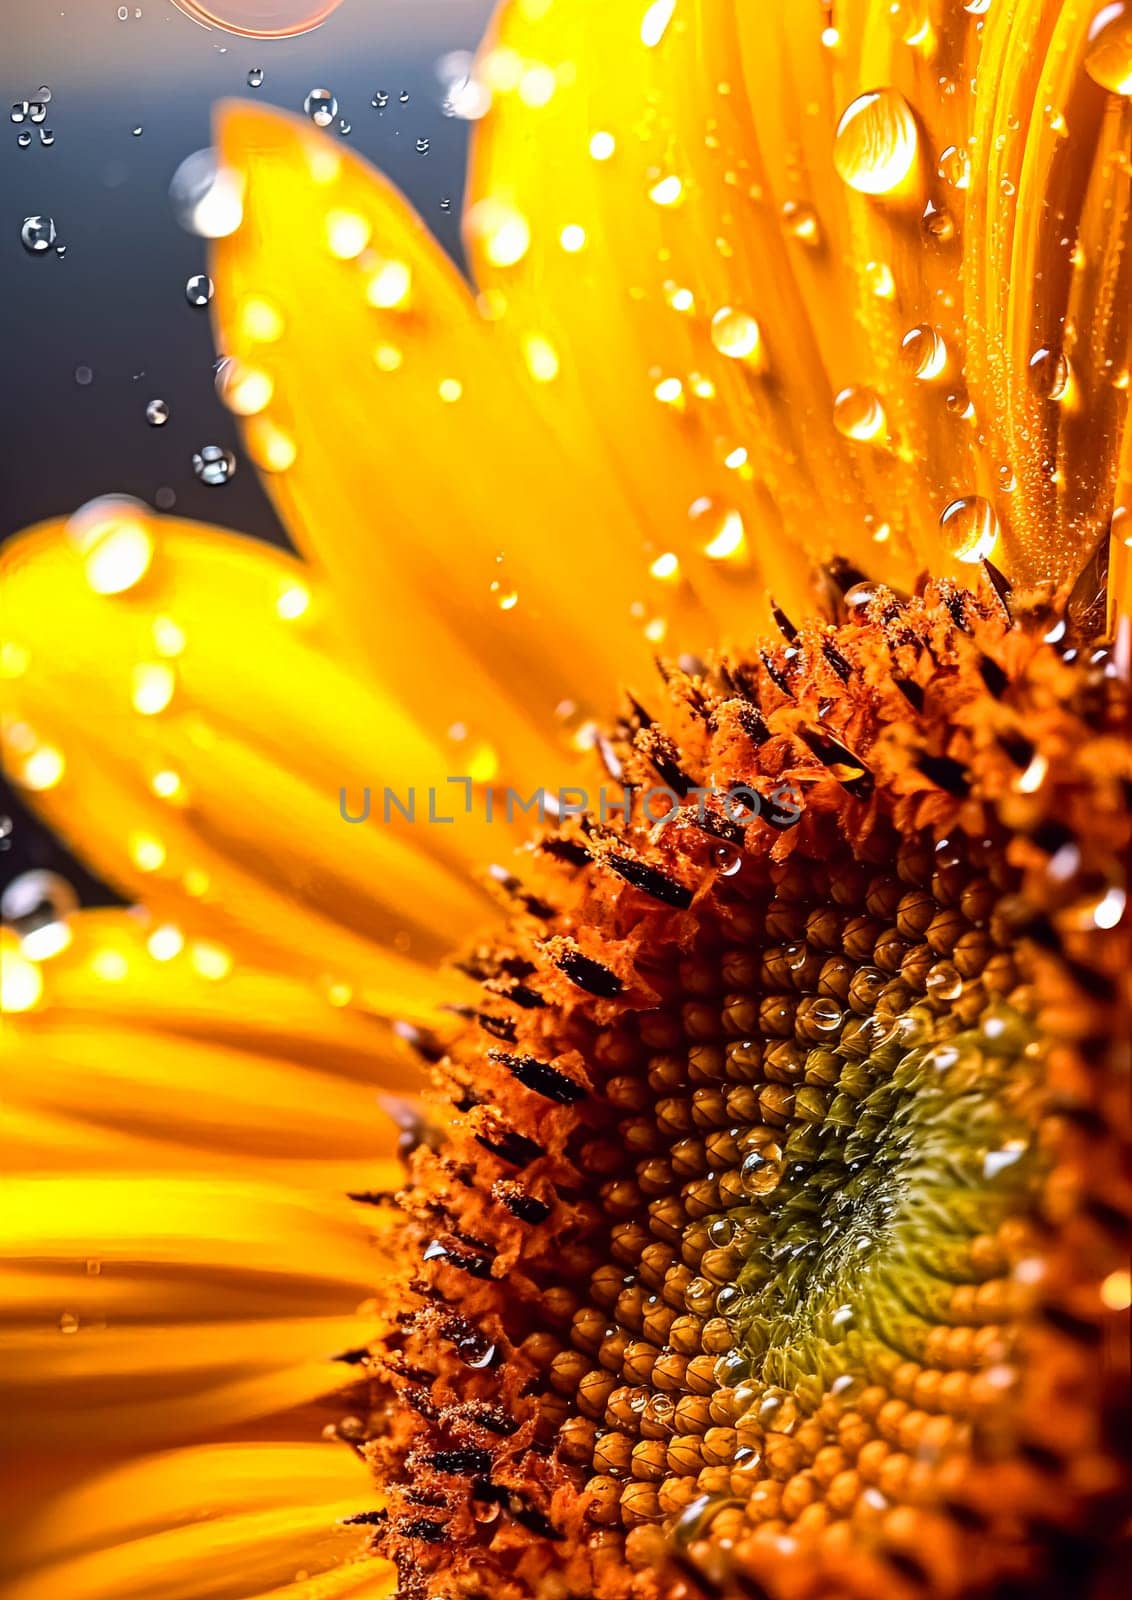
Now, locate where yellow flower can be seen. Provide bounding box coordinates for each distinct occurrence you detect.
[2,2,1130,1599]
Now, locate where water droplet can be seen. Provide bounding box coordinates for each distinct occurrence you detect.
[1028,346,1071,400]
[641,0,677,46]
[67,496,154,594]
[304,87,338,126]
[864,258,895,298]
[690,497,748,562]
[28,102,47,124]
[415,137,430,154]
[17,130,31,148]
[900,323,948,380]
[710,306,762,362]
[39,128,54,147]
[215,358,273,415]
[589,129,616,160]
[192,444,237,486]
[10,102,27,124]
[371,90,389,109]
[833,88,919,195]
[74,364,93,386]
[169,148,244,238]
[781,199,820,242]
[398,90,410,104]
[1085,3,1132,95]
[247,66,264,87]
[939,495,998,562]
[964,0,993,13]
[185,272,214,307]
[132,124,144,137]
[808,997,844,1032]
[649,173,684,206]
[2,869,78,960]
[937,143,971,189]
[20,215,57,253]
[338,118,351,136]
[922,198,955,240]
[833,384,887,442]
[466,197,530,266]
[146,398,170,426]
[171,1,344,36]
[740,1147,785,1196]
[713,842,744,876]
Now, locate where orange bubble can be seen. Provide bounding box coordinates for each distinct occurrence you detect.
[170,1,344,38]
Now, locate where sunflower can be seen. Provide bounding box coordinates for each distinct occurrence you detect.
[2,1,1131,1598]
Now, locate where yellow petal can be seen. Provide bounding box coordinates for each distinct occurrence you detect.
[4,1442,385,1600]
[212,103,686,768]
[468,0,1128,594]
[0,1175,387,1444]
[1,514,493,1016]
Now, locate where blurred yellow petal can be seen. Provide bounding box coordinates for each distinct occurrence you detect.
[211,103,690,766]
[1,514,495,1016]
[4,1443,385,1600]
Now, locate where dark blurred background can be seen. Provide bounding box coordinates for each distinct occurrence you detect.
[1,0,495,903]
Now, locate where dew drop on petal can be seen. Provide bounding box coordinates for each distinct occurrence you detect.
[1085,3,1132,94]
[216,358,273,414]
[192,444,237,485]
[833,385,886,442]
[2,869,78,961]
[691,498,748,562]
[833,88,919,195]
[67,495,154,594]
[939,495,999,562]
[710,306,762,361]
[1028,346,1071,400]
[132,662,176,716]
[169,148,244,238]
[20,215,56,253]
[641,0,677,47]
[649,173,684,206]
[937,143,971,189]
[466,198,530,267]
[781,199,820,242]
[589,129,616,160]
[900,323,948,380]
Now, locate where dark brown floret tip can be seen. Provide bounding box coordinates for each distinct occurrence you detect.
[362,580,1130,1600]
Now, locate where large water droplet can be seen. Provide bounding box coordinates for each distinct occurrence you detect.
[66,495,154,594]
[833,88,919,195]
[937,143,971,189]
[169,148,244,238]
[939,495,998,561]
[710,306,762,361]
[833,384,887,441]
[247,66,264,87]
[193,444,237,486]
[171,2,343,38]
[2,869,78,960]
[1028,346,1071,400]
[20,215,57,253]
[304,87,338,126]
[900,323,948,380]
[1085,4,1132,94]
